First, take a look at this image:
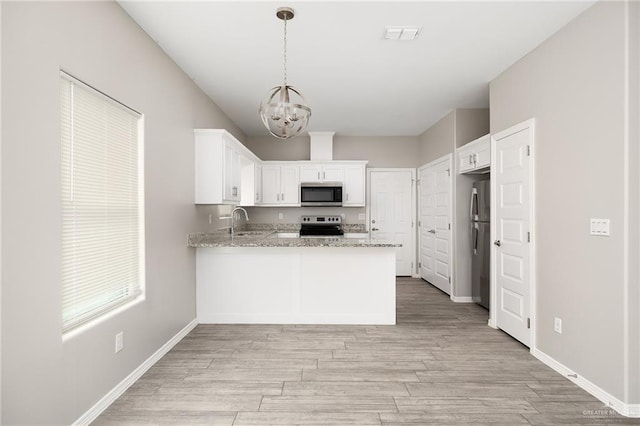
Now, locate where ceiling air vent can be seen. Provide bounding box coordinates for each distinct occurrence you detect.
[384,26,421,41]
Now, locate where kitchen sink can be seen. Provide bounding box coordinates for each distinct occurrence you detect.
[268,232,300,239]
[231,231,270,237]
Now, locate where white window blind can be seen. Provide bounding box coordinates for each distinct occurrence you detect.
[60,72,144,333]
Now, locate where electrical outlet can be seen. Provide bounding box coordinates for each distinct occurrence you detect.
[358,213,365,220]
[554,317,562,334]
[278,212,284,220]
[115,331,124,353]
[590,218,610,236]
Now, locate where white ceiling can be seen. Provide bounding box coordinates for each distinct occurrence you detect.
[118,1,594,137]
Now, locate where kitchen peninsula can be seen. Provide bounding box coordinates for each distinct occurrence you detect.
[188,231,399,325]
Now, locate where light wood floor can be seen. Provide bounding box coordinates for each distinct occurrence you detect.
[94,278,636,425]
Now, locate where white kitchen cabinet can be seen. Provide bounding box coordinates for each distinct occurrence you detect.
[299,163,345,183]
[223,142,241,202]
[261,163,300,205]
[254,164,263,204]
[280,165,300,204]
[299,164,323,183]
[196,246,395,324]
[343,164,366,206]
[457,134,491,174]
[195,129,261,205]
[239,158,261,207]
[323,164,345,182]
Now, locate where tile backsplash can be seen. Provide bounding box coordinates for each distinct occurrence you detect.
[245,206,366,225]
[196,205,367,234]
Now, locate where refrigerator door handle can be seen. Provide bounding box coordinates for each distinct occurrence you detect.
[470,188,479,221]
[473,222,479,255]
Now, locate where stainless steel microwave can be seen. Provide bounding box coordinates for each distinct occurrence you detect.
[300,182,343,207]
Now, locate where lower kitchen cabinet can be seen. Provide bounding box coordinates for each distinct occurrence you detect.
[196,246,396,324]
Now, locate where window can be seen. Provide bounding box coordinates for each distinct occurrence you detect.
[60,72,144,333]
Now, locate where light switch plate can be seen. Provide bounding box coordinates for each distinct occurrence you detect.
[554,317,562,334]
[115,331,124,353]
[590,218,610,236]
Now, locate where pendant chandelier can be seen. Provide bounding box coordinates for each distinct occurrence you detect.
[259,7,311,140]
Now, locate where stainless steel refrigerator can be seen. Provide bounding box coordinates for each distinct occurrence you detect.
[471,178,490,310]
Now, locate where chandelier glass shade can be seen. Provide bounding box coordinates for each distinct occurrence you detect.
[259,7,311,140]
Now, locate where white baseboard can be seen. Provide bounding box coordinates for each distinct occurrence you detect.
[73,319,198,426]
[531,348,639,418]
[451,296,474,303]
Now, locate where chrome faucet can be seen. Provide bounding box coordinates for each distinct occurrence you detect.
[220,207,249,236]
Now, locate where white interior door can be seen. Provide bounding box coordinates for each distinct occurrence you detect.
[492,120,533,347]
[369,169,414,276]
[419,166,436,284]
[418,156,452,294]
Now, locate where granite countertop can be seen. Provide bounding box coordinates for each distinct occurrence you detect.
[187,230,401,248]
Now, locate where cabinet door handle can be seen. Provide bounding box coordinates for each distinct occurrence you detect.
[323,171,326,180]
[277,193,280,201]
[494,240,501,247]
[428,229,436,234]
[372,227,380,231]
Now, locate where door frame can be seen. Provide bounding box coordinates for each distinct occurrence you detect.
[489,118,537,350]
[366,168,417,276]
[417,154,454,294]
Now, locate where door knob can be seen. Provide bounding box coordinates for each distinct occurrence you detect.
[372,227,380,231]
[494,240,501,247]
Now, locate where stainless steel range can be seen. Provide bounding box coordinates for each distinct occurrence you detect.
[300,215,344,237]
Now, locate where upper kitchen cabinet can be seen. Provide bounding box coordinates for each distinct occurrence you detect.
[457,134,490,174]
[239,160,261,207]
[343,163,367,206]
[261,163,300,206]
[299,163,345,183]
[194,129,260,204]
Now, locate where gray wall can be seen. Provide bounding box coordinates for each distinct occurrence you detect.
[333,136,420,168]
[1,2,243,423]
[418,111,455,166]
[418,108,489,165]
[244,135,312,162]
[631,1,640,406]
[245,135,420,168]
[456,108,490,148]
[490,0,638,404]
